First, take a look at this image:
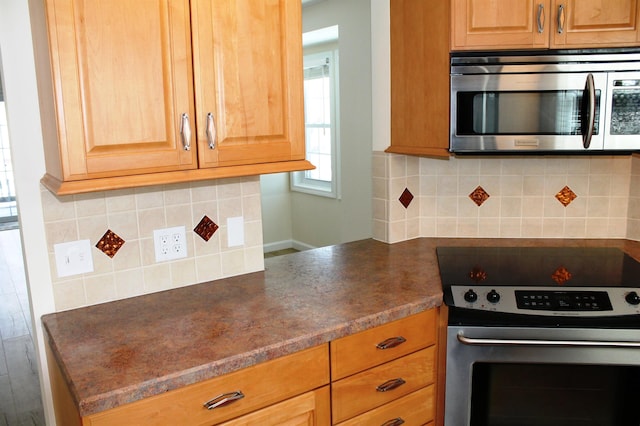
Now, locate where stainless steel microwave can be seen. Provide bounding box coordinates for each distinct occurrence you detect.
[450,52,640,153]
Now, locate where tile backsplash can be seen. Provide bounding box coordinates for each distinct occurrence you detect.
[373,152,640,243]
[41,177,264,311]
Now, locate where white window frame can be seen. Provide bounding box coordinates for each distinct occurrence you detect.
[291,46,340,199]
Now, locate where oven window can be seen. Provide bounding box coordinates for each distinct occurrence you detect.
[456,91,601,136]
[470,363,640,426]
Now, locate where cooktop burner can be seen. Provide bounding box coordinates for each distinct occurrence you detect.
[437,246,640,319]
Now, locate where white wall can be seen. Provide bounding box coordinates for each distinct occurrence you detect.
[261,0,374,250]
[0,1,56,423]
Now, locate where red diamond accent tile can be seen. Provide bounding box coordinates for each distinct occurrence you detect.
[96,229,125,258]
[398,188,414,208]
[194,215,219,242]
[551,266,572,285]
[555,185,577,207]
[469,186,490,206]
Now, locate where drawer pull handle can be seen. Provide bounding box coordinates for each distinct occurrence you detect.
[376,378,406,392]
[203,390,245,410]
[376,336,406,350]
[382,418,405,426]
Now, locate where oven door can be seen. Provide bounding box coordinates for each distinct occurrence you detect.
[445,325,640,426]
[450,72,607,153]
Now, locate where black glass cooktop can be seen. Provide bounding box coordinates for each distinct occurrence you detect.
[436,246,640,289]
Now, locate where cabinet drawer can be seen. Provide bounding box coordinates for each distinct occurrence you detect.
[331,309,436,380]
[331,347,436,423]
[336,385,435,426]
[84,344,329,426]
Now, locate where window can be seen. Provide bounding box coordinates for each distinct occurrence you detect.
[291,46,340,198]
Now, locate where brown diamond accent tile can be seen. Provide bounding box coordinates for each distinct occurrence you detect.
[555,185,577,207]
[551,266,572,285]
[469,266,487,283]
[194,215,219,242]
[469,186,490,206]
[398,188,414,208]
[96,229,125,258]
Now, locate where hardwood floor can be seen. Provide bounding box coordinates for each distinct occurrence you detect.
[0,229,44,425]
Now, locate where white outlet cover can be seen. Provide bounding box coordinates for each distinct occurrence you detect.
[227,216,245,247]
[154,226,187,262]
[54,239,94,278]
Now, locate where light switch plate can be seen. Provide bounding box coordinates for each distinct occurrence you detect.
[54,239,94,278]
[227,216,244,247]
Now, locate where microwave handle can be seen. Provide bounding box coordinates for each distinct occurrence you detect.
[581,73,596,149]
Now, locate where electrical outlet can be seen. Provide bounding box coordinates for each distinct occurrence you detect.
[54,239,94,277]
[154,226,187,262]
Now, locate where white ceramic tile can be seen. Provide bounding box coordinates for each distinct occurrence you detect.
[84,274,117,305]
[164,183,192,205]
[53,279,86,311]
[166,204,192,228]
[220,249,246,277]
[195,253,223,282]
[564,218,587,238]
[114,269,145,299]
[105,189,136,212]
[135,187,165,209]
[170,258,197,288]
[142,263,172,293]
[74,193,106,217]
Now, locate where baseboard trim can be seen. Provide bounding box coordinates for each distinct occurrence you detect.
[263,239,316,253]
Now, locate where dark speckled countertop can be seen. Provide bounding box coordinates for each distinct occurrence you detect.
[42,237,640,416]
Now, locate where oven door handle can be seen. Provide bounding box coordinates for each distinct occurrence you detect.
[457,333,640,348]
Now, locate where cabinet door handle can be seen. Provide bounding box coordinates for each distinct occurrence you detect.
[557,4,565,34]
[381,418,405,426]
[180,113,192,151]
[376,378,406,392]
[536,3,545,33]
[206,112,216,149]
[203,390,245,410]
[376,336,406,350]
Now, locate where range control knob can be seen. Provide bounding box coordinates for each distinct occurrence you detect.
[464,289,478,303]
[487,289,501,304]
[625,291,640,305]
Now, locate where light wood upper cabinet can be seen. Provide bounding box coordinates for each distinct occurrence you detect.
[191,0,305,169]
[551,0,640,48]
[387,0,450,157]
[39,0,197,180]
[33,0,311,195]
[452,0,640,50]
[451,0,550,50]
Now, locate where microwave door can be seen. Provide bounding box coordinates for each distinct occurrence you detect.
[603,72,640,151]
[450,72,607,152]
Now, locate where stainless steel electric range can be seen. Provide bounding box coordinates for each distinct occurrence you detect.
[437,246,640,426]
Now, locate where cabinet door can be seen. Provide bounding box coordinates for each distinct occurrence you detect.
[191,0,305,168]
[551,0,640,47]
[219,387,331,426]
[44,0,197,180]
[451,0,551,50]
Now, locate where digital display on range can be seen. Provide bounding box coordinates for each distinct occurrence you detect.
[515,290,613,311]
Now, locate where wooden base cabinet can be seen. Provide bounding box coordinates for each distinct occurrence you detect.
[47,344,330,426]
[330,310,439,425]
[46,309,439,426]
[452,0,640,51]
[30,0,312,195]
